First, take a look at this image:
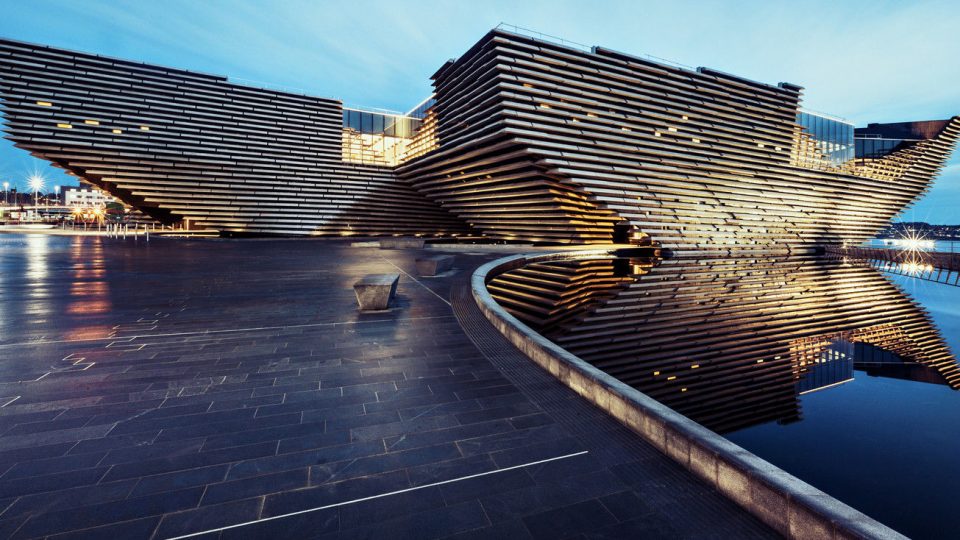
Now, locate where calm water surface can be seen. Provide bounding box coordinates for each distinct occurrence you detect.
[727,274,960,539]
[490,255,960,539]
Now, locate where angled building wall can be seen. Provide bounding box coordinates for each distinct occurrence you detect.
[0,38,470,236]
[398,30,959,248]
[1,31,956,244]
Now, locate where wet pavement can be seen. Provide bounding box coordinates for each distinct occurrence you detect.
[0,234,775,539]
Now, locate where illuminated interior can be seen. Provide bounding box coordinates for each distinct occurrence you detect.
[341,106,436,166]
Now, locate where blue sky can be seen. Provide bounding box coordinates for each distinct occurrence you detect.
[0,0,957,222]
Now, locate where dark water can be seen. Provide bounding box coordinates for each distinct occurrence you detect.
[727,274,960,539]
[488,255,960,539]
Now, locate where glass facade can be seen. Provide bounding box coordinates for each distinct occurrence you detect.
[343,109,422,138]
[341,108,425,166]
[797,111,855,166]
[405,97,436,120]
[796,338,854,394]
[855,137,913,159]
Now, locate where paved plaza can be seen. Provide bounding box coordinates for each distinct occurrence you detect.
[0,234,774,539]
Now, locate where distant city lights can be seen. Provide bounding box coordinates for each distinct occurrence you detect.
[886,230,936,252]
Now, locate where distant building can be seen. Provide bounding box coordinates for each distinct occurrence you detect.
[63,186,114,208]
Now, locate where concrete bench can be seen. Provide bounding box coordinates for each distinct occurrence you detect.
[353,273,400,310]
[379,237,425,249]
[416,254,454,276]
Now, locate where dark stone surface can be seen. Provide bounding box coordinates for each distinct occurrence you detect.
[0,234,776,539]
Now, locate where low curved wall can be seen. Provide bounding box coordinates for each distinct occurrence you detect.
[472,250,905,540]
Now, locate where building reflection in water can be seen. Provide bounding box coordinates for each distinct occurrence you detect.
[488,255,959,434]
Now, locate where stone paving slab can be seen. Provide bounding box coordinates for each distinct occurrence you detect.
[0,235,776,539]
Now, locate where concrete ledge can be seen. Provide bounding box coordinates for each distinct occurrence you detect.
[471,250,906,540]
[379,237,425,249]
[354,273,400,310]
[416,254,454,276]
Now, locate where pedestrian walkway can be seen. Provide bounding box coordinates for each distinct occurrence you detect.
[0,235,776,538]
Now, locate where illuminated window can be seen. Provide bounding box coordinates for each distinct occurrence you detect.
[690,364,700,369]
[140,126,150,131]
[692,138,701,144]
[681,388,688,392]
[757,143,765,148]
[539,104,551,109]
[681,115,688,120]
[586,112,597,118]
[621,127,630,131]
[522,83,534,88]
[341,108,430,166]
[757,359,764,363]
[668,126,677,132]
[652,371,660,376]
[36,101,53,107]
[56,123,72,129]
[654,131,661,137]
[84,120,99,126]
[667,375,677,381]
[112,129,122,134]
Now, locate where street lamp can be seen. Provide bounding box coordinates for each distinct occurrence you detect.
[28,174,44,207]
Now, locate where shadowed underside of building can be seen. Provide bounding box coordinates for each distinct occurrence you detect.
[1,30,957,245]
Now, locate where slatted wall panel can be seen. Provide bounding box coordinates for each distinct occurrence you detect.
[3,31,956,245]
[0,38,470,237]
[401,30,959,248]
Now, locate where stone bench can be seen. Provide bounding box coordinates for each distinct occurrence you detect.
[416,254,454,276]
[353,273,400,310]
[379,237,425,249]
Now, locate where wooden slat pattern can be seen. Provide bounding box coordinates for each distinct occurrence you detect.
[399,30,960,248]
[1,31,956,244]
[0,38,470,236]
